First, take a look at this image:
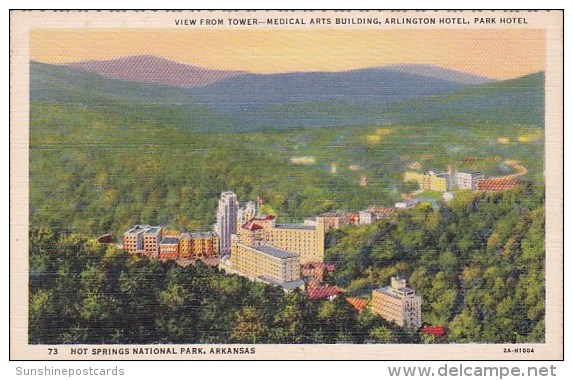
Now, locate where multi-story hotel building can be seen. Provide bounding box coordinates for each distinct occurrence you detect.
[179,231,219,259]
[123,225,162,257]
[159,236,180,260]
[123,225,147,254]
[214,191,239,256]
[264,217,325,263]
[142,227,162,257]
[404,170,451,192]
[228,237,304,291]
[234,215,325,263]
[372,277,422,331]
[406,168,486,193]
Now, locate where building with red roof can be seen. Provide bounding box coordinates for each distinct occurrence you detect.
[301,262,336,287]
[421,326,447,338]
[346,297,369,313]
[307,285,344,300]
[241,221,264,231]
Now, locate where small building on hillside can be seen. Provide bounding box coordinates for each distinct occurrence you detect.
[372,276,422,331]
[307,285,344,301]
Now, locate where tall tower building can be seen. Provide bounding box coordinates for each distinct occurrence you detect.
[214,191,239,256]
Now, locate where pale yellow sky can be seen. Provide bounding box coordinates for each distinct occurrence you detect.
[31,29,545,80]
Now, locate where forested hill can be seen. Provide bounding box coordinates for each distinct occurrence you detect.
[382,72,545,127]
[30,60,543,130]
[324,184,545,343]
[29,184,545,344]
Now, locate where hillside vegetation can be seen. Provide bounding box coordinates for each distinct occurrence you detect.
[323,184,545,343]
[30,185,544,344]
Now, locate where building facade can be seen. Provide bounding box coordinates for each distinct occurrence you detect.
[233,215,325,263]
[180,231,219,259]
[237,201,258,225]
[455,171,485,191]
[123,225,163,257]
[319,212,351,231]
[214,191,239,256]
[372,277,422,331]
[264,217,325,263]
[229,239,304,290]
[142,227,162,257]
[159,236,180,260]
[404,171,451,192]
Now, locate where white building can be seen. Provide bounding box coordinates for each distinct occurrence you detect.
[455,171,485,191]
[237,201,257,225]
[214,191,239,256]
[359,211,374,225]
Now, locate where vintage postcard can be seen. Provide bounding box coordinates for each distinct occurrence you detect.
[10,10,563,360]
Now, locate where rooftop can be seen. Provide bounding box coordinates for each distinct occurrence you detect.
[259,276,305,290]
[428,169,448,177]
[457,170,484,176]
[125,225,162,235]
[189,231,217,238]
[346,297,369,313]
[250,244,299,260]
[308,285,344,300]
[478,179,527,192]
[241,221,264,231]
[125,225,151,234]
[144,227,161,234]
[319,212,349,217]
[301,262,336,272]
[421,326,447,337]
[160,236,180,245]
[375,286,417,298]
[275,223,315,230]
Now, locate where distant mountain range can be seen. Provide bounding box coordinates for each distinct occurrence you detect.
[30,56,544,131]
[60,55,493,110]
[68,55,245,88]
[66,55,492,89]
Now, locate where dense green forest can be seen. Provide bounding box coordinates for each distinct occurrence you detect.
[29,227,416,344]
[30,185,544,344]
[30,63,544,237]
[324,184,545,343]
[30,101,544,237]
[29,63,546,344]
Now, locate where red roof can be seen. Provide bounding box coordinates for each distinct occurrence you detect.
[421,326,447,337]
[308,285,344,300]
[477,179,526,192]
[241,222,263,231]
[346,297,369,313]
[301,262,336,272]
